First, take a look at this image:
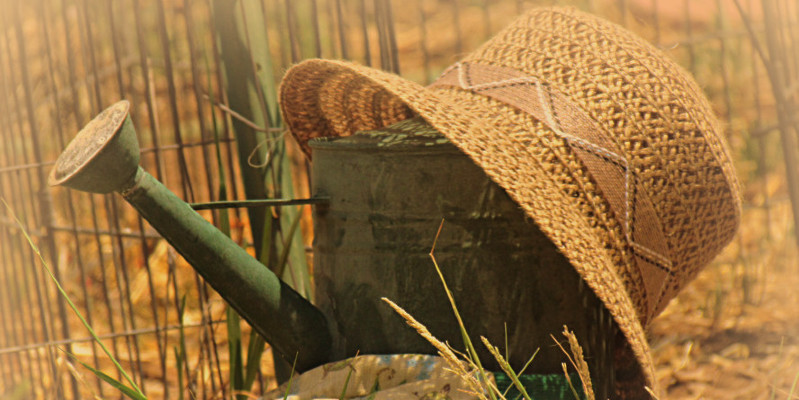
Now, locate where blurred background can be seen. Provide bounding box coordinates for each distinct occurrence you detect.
[0,0,797,398]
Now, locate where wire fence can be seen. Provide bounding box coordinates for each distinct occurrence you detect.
[0,0,797,398]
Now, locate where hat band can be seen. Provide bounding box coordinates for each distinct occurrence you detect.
[431,62,672,321]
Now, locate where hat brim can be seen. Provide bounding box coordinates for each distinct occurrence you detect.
[279,58,657,397]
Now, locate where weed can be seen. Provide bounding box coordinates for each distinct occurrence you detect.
[384,220,598,400]
[3,198,145,399]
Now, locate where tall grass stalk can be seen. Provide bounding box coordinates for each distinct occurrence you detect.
[428,220,498,400]
[385,219,600,400]
[787,367,799,400]
[281,353,299,399]
[383,219,505,400]
[381,298,497,399]
[338,364,355,400]
[206,50,268,399]
[551,328,594,399]
[2,198,145,399]
[213,0,312,383]
[561,363,582,400]
[174,295,188,400]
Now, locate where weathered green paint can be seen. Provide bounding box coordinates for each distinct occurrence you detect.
[311,117,615,398]
[49,102,331,372]
[120,169,330,370]
[48,101,140,194]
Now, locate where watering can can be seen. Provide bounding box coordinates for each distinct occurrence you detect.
[50,101,615,397]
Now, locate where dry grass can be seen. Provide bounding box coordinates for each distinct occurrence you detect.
[650,196,799,400]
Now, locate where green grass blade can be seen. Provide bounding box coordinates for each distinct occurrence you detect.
[240,1,279,127]
[283,197,313,300]
[62,350,146,400]
[2,198,144,396]
[247,9,309,299]
[504,323,510,362]
[273,145,313,300]
[283,353,299,399]
[366,376,381,400]
[787,367,799,400]
[258,211,274,269]
[338,366,355,400]
[516,348,540,376]
[244,331,266,389]
[274,211,302,279]
[173,347,184,400]
[206,53,232,240]
[212,0,270,260]
[206,77,264,398]
[227,307,245,398]
[176,295,188,400]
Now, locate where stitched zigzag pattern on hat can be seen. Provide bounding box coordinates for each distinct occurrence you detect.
[433,61,674,320]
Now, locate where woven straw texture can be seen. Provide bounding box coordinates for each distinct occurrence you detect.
[279,7,741,399]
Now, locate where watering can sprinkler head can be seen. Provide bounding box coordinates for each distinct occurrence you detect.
[49,101,141,194]
[49,100,332,372]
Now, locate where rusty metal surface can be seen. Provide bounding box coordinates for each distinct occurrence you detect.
[311,118,616,398]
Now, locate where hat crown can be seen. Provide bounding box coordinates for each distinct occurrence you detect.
[457,7,741,317]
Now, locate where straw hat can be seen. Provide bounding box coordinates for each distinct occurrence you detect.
[279,6,741,398]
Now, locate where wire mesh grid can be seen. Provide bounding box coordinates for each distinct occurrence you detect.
[0,0,797,398]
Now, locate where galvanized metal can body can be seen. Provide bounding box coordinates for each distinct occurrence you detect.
[310,118,616,394]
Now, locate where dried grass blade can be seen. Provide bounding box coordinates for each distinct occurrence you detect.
[380,298,487,398]
[550,327,594,400]
[562,327,594,399]
[561,363,582,400]
[380,297,459,363]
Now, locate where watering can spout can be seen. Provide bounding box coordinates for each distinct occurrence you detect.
[49,101,332,371]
